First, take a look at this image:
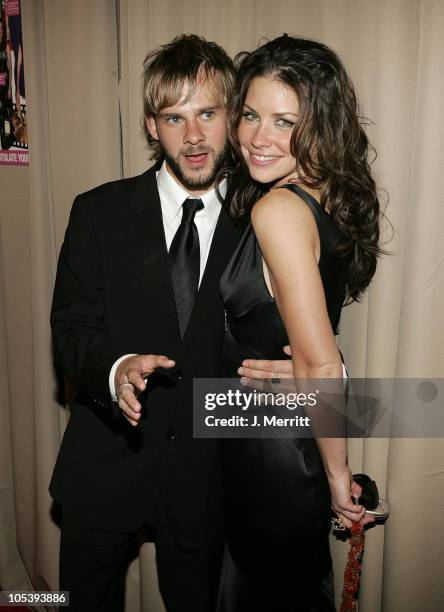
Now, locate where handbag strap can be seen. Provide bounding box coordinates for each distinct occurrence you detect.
[339,522,365,611]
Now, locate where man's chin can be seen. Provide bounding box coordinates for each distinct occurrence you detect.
[166,159,216,192]
[179,168,216,191]
[161,145,227,193]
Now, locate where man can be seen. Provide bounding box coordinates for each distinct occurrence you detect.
[50,34,292,612]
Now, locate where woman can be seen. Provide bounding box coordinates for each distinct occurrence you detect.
[218,35,381,611]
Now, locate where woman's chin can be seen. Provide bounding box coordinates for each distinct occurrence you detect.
[247,166,278,184]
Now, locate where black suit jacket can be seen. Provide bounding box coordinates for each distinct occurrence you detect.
[50,167,240,549]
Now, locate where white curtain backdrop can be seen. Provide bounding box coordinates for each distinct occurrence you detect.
[0,1,442,610]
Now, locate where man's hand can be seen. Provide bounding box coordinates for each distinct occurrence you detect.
[238,345,293,385]
[115,354,175,426]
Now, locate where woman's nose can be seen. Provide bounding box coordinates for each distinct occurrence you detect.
[251,122,272,148]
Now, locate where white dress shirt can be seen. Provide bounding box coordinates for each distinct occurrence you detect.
[109,162,226,399]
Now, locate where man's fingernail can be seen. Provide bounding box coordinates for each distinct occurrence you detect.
[238,367,244,375]
[240,377,248,386]
[242,360,248,366]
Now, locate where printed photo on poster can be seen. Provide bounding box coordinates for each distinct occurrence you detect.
[0,0,28,165]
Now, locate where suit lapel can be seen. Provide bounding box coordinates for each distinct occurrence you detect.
[128,169,181,348]
[178,207,240,358]
[127,168,240,357]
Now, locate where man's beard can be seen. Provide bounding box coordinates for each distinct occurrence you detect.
[160,143,227,192]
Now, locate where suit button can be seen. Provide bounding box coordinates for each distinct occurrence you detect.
[171,369,183,382]
[165,430,176,440]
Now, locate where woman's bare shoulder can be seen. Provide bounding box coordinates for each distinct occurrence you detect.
[251,187,318,238]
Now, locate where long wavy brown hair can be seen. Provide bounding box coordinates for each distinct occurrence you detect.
[224,35,384,302]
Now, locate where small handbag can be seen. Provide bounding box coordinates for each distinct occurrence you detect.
[353,473,389,519]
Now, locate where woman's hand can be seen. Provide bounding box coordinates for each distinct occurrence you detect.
[329,466,375,529]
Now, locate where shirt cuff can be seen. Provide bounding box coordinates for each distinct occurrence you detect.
[109,354,137,401]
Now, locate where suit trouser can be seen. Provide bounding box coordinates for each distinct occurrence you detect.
[59,495,224,612]
[216,543,336,612]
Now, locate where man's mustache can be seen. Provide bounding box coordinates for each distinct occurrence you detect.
[180,147,213,156]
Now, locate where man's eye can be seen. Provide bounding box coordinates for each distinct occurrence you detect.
[165,116,181,124]
[201,111,215,120]
[276,118,295,128]
[242,112,257,122]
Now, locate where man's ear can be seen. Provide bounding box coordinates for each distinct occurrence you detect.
[146,116,159,141]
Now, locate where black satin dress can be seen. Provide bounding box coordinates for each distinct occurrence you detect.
[218,184,353,612]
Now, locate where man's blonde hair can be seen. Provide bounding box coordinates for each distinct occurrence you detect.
[142,34,235,160]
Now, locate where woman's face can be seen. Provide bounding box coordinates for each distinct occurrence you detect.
[238,76,299,184]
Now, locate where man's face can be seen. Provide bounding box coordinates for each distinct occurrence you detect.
[146,78,228,194]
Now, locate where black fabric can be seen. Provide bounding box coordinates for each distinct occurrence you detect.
[220,183,352,377]
[59,505,136,612]
[169,198,204,337]
[218,184,353,610]
[217,545,336,612]
[50,167,240,551]
[60,494,224,612]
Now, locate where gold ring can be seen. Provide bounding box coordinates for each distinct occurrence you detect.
[118,382,135,397]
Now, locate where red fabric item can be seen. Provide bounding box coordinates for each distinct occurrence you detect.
[339,522,365,611]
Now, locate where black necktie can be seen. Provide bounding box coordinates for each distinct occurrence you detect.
[169,198,204,337]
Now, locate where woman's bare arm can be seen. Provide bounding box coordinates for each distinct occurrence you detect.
[251,188,369,527]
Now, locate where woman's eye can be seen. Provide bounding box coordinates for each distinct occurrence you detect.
[242,112,257,121]
[276,118,294,128]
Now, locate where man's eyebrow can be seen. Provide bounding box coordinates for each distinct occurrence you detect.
[158,110,183,117]
[157,105,221,117]
[198,106,222,113]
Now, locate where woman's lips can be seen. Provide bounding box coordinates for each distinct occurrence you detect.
[248,152,282,166]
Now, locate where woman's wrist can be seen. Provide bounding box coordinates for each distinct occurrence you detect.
[325,463,350,481]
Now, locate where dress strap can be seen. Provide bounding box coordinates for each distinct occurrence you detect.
[277,183,352,257]
[277,183,324,224]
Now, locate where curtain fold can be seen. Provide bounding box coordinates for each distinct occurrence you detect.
[0,222,32,592]
[0,0,121,597]
[0,1,442,610]
[21,0,62,591]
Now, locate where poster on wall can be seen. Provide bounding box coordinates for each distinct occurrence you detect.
[0,0,28,165]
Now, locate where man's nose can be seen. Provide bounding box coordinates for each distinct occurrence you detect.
[183,120,205,144]
[184,120,205,145]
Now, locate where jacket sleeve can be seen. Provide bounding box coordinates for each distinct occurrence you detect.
[51,193,126,412]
